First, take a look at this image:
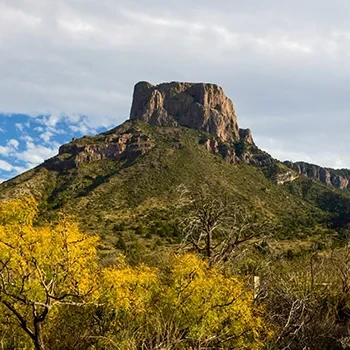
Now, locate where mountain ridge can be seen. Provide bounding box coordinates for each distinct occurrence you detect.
[284,160,350,190]
[1,81,350,252]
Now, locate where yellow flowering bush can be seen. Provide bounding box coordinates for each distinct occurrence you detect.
[99,253,272,349]
[0,198,272,349]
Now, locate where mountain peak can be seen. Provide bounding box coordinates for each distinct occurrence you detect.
[130,81,240,142]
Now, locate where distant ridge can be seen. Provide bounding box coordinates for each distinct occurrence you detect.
[284,161,350,190]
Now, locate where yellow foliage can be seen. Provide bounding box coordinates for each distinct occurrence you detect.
[164,254,269,347]
[0,196,38,225]
[0,201,99,301]
[98,253,272,349]
[101,258,158,311]
[0,198,272,349]
[0,197,100,348]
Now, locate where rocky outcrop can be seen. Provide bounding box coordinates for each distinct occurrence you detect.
[239,128,254,144]
[63,134,152,165]
[45,81,274,172]
[240,152,274,167]
[199,135,272,166]
[284,161,350,190]
[275,171,299,185]
[129,81,274,167]
[130,81,240,142]
[200,138,238,164]
[45,129,154,172]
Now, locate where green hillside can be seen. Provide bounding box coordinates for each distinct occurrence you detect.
[1,120,348,257]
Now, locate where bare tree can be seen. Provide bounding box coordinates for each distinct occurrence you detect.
[177,185,272,265]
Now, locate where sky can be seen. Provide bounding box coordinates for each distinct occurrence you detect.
[1,0,350,182]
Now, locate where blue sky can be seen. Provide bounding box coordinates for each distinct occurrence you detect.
[2,0,350,182]
[0,114,109,183]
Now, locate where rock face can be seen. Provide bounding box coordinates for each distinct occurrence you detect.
[130,81,240,142]
[59,134,152,164]
[275,171,299,185]
[45,127,154,171]
[284,161,350,190]
[239,128,254,144]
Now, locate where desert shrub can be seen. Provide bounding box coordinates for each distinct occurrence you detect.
[262,251,350,350]
[95,253,272,349]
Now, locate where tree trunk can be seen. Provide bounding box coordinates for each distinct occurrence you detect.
[207,230,212,263]
[34,322,45,350]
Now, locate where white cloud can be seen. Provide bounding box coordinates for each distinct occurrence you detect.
[0,159,13,171]
[7,139,19,149]
[68,116,96,135]
[0,159,25,173]
[39,131,54,143]
[69,124,90,135]
[0,147,9,156]
[46,115,61,127]
[120,10,206,30]
[16,141,59,168]
[57,18,97,34]
[15,123,24,132]
[281,39,312,54]
[0,139,20,156]
[0,1,350,169]
[0,3,41,27]
[20,135,34,142]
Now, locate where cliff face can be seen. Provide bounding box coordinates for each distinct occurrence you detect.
[130,81,273,166]
[284,161,350,190]
[130,81,241,142]
[45,126,154,172]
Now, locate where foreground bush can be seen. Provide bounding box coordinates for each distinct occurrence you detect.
[0,198,270,350]
[0,197,99,350]
[96,253,271,349]
[48,254,271,349]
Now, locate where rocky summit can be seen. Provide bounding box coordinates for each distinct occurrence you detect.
[129,81,275,166]
[41,81,274,172]
[36,80,350,198]
[130,81,244,143]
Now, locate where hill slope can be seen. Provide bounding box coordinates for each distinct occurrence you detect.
[1,81,350,253]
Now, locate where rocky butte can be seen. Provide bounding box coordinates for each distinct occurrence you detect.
[129,81,272,165]
[48,81,273,172]
[130,81,241,142]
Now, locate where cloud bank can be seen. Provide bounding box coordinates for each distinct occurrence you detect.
[1,0,350,179]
